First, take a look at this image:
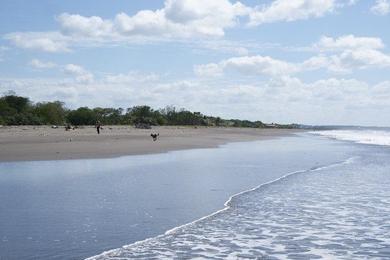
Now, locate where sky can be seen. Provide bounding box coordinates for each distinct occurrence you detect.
[0,0,389,126]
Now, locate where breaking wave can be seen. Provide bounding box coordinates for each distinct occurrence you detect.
[312,129,390,146]
[87,157,374,259]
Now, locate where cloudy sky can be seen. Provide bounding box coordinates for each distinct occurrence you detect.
[0,0,389,126]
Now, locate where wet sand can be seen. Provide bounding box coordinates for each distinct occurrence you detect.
[0,125,300,162]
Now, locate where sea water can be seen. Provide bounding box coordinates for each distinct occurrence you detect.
[88,129,390,260]
[1,131,388,259]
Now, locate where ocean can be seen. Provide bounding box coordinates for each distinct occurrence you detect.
[1,130,389,259]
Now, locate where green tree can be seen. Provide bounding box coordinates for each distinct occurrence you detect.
[127,106,159,125]
[161,106,206,125]
[66,107,96,125]
[0,94,294,128]
[0,98,15,119]
[34,101,67,125]
[0,95,38,125]
[93,107,123,125]
[3,95,30,113]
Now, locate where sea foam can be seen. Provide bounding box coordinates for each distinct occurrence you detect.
[312,129,390,146]
[86,156,390,260]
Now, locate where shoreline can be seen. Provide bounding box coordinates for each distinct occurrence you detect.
[0,125,301,162]
[87,157,354,260]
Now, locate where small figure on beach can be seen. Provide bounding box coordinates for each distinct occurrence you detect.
[151,133,159,141]
[96,121,102,134]
[65,124,73,131]
[65,124,76,131]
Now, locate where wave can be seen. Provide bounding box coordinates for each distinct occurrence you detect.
[86,157,356,259]
[311,129,390,146]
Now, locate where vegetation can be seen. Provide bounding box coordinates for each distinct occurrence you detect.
[0,94,298,129]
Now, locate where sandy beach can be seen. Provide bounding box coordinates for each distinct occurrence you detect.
[0,125,300,162]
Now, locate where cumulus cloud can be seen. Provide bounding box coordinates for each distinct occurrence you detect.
[2,75,390,125]
[194,63,224,77]
[4,32,70,52]
[5,0,249,52]
[301,54,348,73]
[248,0,354,26]
[223,56,299,75]
[64,64,94,83]
[104,71,159,84]
[113,0,249,37]
[191,40,250,55]
[4,0,357,52]
[371,0,390,15]
[29,59,57,69]
[312,35,390,72]
[338,48,390,68]
[195,55,299,77]
[40,0,249,45]
[196,35,390,77]
[315,35,385,51]
[57,13,114,38]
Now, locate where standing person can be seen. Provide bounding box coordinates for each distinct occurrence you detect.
[95,120,101,134]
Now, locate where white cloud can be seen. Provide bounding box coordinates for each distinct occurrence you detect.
[371,0,390,15]
[57,13,114,38]
[104,71,159,84]
[311,35,390,72]
[301,55,331,69]
[223,56,299,75]
[196,35,390,77]
[338,48,390,68]
[248,0,354,26]
[4,0,358,52]
[301,54,348,73]
[315,35,385,51]
[194,63,224,77]
[64,64,94,83]
[195,55,299,77]
[191,40,249,55]
[4,32,70,52]
[56,0,249,40]
[4,0,249,52]
[29,59,57,69]
[2,75,390,125]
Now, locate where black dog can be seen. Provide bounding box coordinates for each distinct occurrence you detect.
[151,133,159,141]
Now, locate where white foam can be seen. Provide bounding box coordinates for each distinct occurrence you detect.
[86,158,356,260]
[90,153,390,259]
[311,129,390,146]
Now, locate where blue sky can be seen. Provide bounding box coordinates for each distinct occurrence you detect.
[0,0,390,126]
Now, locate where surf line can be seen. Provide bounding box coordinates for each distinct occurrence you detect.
[86,156,358,260]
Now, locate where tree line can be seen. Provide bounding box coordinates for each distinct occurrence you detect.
[0,94,298,129]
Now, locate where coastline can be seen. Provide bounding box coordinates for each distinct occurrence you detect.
[0,125,301,162]
[87,158,355,260]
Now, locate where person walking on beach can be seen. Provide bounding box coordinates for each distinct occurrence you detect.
[95,120,102,134]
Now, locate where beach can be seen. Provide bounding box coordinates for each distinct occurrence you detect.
[0,125,299,162]
[0,133,354,259]
[2,1,389,259]
[1,129,390,259]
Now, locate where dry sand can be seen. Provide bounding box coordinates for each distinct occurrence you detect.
[0,125,301,162]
